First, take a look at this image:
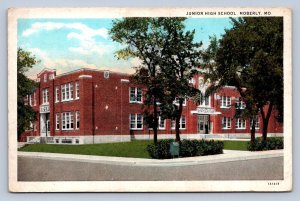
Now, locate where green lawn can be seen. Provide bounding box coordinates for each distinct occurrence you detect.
[223,140,249,151]
[19,140,152,158]
[19,140,249,158]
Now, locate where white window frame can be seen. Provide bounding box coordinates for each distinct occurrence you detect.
[61,83,74,102]
[174,97,187,106]
[55,86,59,103]
[235,118,246,129]
[220,96,231,108]
[199,94,210,107]
[129,87,142,103]
[29,94,32,106]
[42,88,49,104]
[61,112,74,130]
[75,81,80,99]
[222,117,231,129]
[76,111,80,129]
[171,116,186,130]
[250,116,260,130]
[130,114,143,130]
[33,92,36,106]
[236,100,246,109]
[158,116,166,130]
[55,113,60,130]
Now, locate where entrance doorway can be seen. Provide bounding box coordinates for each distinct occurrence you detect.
[40,113,50,137]
[198,115,210,134]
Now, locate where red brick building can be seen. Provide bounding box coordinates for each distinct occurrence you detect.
[20,68,283,144]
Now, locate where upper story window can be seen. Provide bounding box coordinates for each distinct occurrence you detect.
[235,118,246,129]
[236,100,246,109]
[55,86,59,103]
[199,94,210,107]
[198,77,204,89]
[220,96,231,108]
[61,83,74,102]
[75,81,80,99]
[171,116,186,130]
[42,88,49,104]
[130,87,142,103]
[250,115,260,129]
[222,117,231,129]
[44,74,47,82]
[158,116,166,130]
[130,114,143,130]
[174,97,187,106]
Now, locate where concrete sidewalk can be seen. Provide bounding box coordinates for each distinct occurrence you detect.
[18,149,283,167]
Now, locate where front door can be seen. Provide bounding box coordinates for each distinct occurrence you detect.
[198,115,209,134]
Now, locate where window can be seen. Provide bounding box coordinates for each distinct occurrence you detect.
[55,113,60,130]
[76,111,80,129]
[158,116,166,130]
[129,87,142,103]
[61,112,74,130]
[250,116,260,129]
[130,114,143,129]
[235,118,246,129]
[61,83,74,101]
[75,81,80,99]
[222,117,231,129]
[33,92,36,106]
[29,94,32,106]
[174,97,187,106]
[55,86,59,102]
[199,94,210,107]
[44,74,47,82]
[221,96,231,108]
[236,100,246,109]
[42,88,49,104]
[198,77,204,89]
[171,116,186,129]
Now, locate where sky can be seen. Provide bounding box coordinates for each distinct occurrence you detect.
[17,18,233,79]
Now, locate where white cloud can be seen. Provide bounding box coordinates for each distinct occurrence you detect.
[22,22,108,38]
[22,22,110,56]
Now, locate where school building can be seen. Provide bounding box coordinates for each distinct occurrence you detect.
[20,68,283,144]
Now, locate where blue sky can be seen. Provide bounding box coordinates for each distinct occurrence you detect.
[18,18,233,79]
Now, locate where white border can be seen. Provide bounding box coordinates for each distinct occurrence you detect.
[8,7,292,192]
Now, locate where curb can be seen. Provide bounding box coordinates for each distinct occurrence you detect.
[18,149,283,167]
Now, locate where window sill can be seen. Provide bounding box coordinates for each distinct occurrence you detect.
[130,128,143,130]
[220,106,230,109]
[129,101,143,104]
[61,99,74,103]
[222,128,231,130]
[235,128,246,130]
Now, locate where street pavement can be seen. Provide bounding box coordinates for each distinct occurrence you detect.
[17,150,283,181]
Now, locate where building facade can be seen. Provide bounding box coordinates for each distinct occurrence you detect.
[20,68,283,144]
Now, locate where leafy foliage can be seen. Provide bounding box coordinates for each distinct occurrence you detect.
[205,17,283,142]
[110,18,202,142]
[247,137,283,151]
[17,48,39,139]
[147,139,224,159]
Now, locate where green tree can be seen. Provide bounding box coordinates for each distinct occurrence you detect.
[205,17,283,143]
[110,17,202,142]
[17,48,38,140]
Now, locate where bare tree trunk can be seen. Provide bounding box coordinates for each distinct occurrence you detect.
[250,116,256,143]
[153,97,158,144]
[260,103,273,143]
[175,98,183,142]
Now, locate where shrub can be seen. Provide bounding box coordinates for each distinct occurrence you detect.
[147,139,224,159]
[247,137,283,151]
[147,139,172,159]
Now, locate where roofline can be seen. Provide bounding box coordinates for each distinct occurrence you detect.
[36,67,132,79]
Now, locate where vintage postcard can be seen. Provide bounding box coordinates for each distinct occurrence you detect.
[8,7,292,192]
